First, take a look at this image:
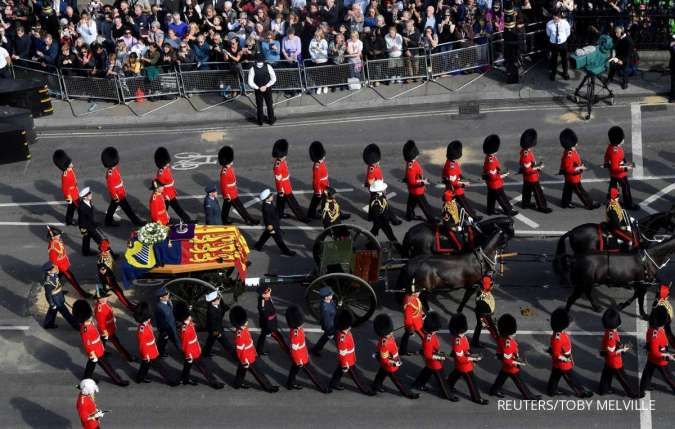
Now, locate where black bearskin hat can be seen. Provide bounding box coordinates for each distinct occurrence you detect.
[423,311,441,333]
[649,306,669,328]
[446,140,462,160]
[272,139,289,158]
[101,147,119,168]
[72,299,92,323]
[285,305,304,329]
[47,225,63,238]
[52,149,71,171]
[154,147,171,168]
[335,309,354,331]
[133,302,152,324]
[550,308,571,332]
[173,300,190,322]
[403,140,419,162]
[498,313,517,337]
[449,313,468,335]
[602,307,621,330]
[608,126,625,146]
[218,146,234,166]
[373,313,393,337]
[520,129,537,149]
[229,305,248,327]
[559,129,578,150]
[362,144,381,165]
[309,141,326,162]
[482,134,501,155]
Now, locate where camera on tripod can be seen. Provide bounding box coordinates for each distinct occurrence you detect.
[569,34,615,120]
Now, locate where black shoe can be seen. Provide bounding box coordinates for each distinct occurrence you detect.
[538,207,553,214]
[563,74,570,80]
[621,82,627,90]
[44,324,58,329]
[407,393,420,400]
[267,386,280,393]
[286,383,303,390]
[253,245,263,252]
[331,384,345,391]
[282,251,297,257]
[167,380,180,387]
[476,398,489,405]
[507,210,519,217]
[268,117,276,125]
[247,219,260,226]
[491,391,505,398]
[210,382,225,390]
[257,119,264,126]
[521,203,535,209]
[526,394,542,400]
[391,218,402,226]
[105,220,121,227]
[136,378,151,384]
[374,385,385,393]
[117,380,130,387]
[182,379,198,386]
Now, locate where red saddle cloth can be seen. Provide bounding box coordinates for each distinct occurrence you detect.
[434,225,465,254]
[597,223,639,252]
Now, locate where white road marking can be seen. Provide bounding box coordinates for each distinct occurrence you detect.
[0,221,66,226]
[0,200,65,207]
[361,192,396,213]
[636,300,651,429]
[243,197,261,208]
[514,230,566,236]
[509,194,540,229]
[640,183,675,215]
[176,188,354,201]
[0,326,30,331]
[435,174,675,188]
[631,103,645,180]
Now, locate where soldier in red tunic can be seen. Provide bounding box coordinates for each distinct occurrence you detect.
[519,129,552,213]
[471,273,499,348]
[546,308,593,397]
[489,313,540,399]
[133,302,178,385]
[371,313,419,399]
[100,146,144,227]
[559,128,600,210]
[363,144,402,224]
[402,140,435,222]
[598,307,638,397]
[328,309,374,395]
[652,283,675,347]
[482,135,518,216]
[604,126,639,210]
[443,140,481,221]
[639,306,675,396]
[72,300,129,387]
[218,145,259,225]
[411,312,458,401]
[149,180,170,225]
[307,141,329,220]
[284,305,330,392]
[93,286,133,362]
[76,379,106,429]
[229,305,279,392]
[97,240,136,311]
[52,149,79,225]
[173,301,224,389]
[272,139,309,222]
[399,280,425,356]
[154,147,193,223]
[446,313,488,404]
[47,226,90,298]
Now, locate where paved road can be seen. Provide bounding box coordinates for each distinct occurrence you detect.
[1,101,674,428]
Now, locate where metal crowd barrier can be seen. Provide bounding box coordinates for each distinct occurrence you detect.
[303,59,367,105]
[366,48,428,99]
[241,60,304,105]
[12,59,63,98]
[61,68,121,103]
[178,62,243,111]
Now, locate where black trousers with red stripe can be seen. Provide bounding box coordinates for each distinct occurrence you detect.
[181,357,219,386]
[486,187,514,215]
[522,181,549,210]
[83,356,127,386]
[639,361,675,395]
[102,334,133,362]
[561,182,596,209]
[60,270,89,298]
[287,363,329,392]
[372,368,416,398]
[222,197,258,224]
[472,312,498,346]
[234,361,277,391]
[398,328,424,355]
[547,368,589,396]
[105,197,144,226]
[256,328,289,355]
[136,357,176,384]
[447,369,485,402]
[490,370,538,399]
[276,193,308,222]
[330,365,373,395]
[599,365,638,397]
[455,194,479,219]
[413,367,456,400]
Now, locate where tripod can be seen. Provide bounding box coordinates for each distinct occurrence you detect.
[572,71,615,120]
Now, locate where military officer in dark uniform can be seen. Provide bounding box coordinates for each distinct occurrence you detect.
[255,285,289,355]
[42,262,78,330]
[320,187,350,229]
[202,290,234,357]
[203,185,221,225]
[253,189,296,256]
[247,53,276,125]
[369,180,402,253]
[77,187,104,256]
[311,287,337,357]
[606,187,638,250]
[155,287,180,356]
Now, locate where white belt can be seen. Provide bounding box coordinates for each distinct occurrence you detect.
[189,338,198,344]
[291,343,306,351]
[339,348,354,356]
[146,339,155,346]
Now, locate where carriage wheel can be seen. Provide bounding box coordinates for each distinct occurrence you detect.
[312,224,381,267]
[305,273,377,327]
[164,277,216,330]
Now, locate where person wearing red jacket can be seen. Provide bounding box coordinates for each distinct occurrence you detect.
[72,300,129,387]
[606,187,639,249]
[149,180,170,225]
[218,145,259,225]
[284,305,330,392]
[639,306,675,396]
[443,140,481,220]
[652,283,675,348]
[489,314,540,399]
[93,286,133,362]
[229,305,279,392]
[598,307,638,397]
[482,135,518,216]
[447,313,488,404]
[173,301,224,389]
[97,240,136,311]
[328,309,374,395]
[403,140,435,222]
[363,144,402,224]
[47,225,90,298]
[53,149,79,225]
[154,147,193,223]
[307,141,330,220]
[133,302,178,385]
[604,126,639,210]
[547,308,593,397]
[76,379,106,429]
[272,139,309,223]
[100,146,144,227]
[411,312,458,401]
[471,273,499,348]
[371,313,419,399]
[399,280,425,355]
[559,128,600,210]
[519,129,552,213]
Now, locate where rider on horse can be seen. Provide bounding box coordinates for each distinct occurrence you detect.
[439,190,475,254]
[606,187,639,250]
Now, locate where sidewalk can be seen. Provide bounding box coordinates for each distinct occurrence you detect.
[35,62,671,132]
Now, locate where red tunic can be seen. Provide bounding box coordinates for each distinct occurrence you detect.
[219,166,239,200]
[61,168,80,202]
[378,336,400,373]
[452,335,473,373]
[422,333,444,371]
[312,160,329,195]
[365,164,383,187]
[155,166,177,200]
[94,301,116,337]
[76,394,99,429]
[602,329,623,369]
[604,145,628,179]
[149,193,169,225]
[80,323,105,359]
[442,160,465,196]
[403,294,424,331]
[289,327,309,365]
[405,160,426,196]
[560,150,583,185]
[48,238,71,272]
[273,159,293,194]
[235,326,257,365]
[483,155,504,190]
[647,327,669,367]
[105,166,126,200]
[519,149,540,183]
[497,336,520,374]
[137,320,159,361]
[550,332,574,370]
[337,330,357,368]
[180,320,202,360]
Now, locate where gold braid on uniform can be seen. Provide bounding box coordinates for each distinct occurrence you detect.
[322,200,340,223]
[477,290,496,313]
[98,253,114,270]
[607,200,624,223]
[656,298,673,319]
[372,197,387,215]
[442,200,460,224]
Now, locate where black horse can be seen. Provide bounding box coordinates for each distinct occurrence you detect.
[401,215,514,258]
[563,236,675,319]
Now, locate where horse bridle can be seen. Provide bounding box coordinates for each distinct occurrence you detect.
[476,247,500,274]
[641,249,671,271]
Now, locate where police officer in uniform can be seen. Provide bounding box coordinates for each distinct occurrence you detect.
[482,135,518,216]
[604,126,638,210]
[369,180,402,252]
[42,262,78,330]
[77,187,104,257]
[559,128,600,210]
[52,149,79,225]
[403,140,435,222]
[443,140,481,221]
[202,290,235,357]
[218,145,259,225]
[154,147,193,223]
[547,308,593,397]
[253,189,296,256]
[247,53,276,125]
[272,139,309,222]
[100,146,144,227]
[519,129,552,213]
[598,307,638,397]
